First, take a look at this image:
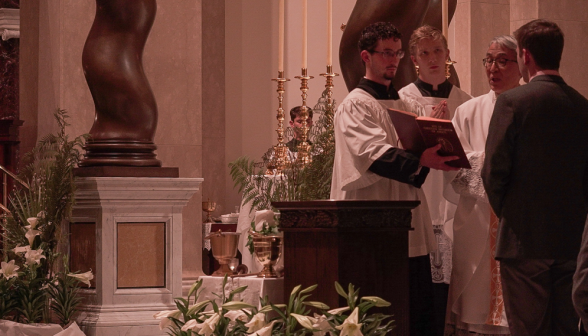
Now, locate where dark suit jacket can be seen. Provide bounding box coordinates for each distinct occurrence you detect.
[482,75,588,259]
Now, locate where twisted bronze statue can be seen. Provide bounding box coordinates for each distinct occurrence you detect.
[80,0,161,167]
[340,0,459,92]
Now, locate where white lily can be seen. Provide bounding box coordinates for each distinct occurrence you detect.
[0,260,19,279]
[197,313,220,336]
[328,306,350,315]
[154,309,182,330]
[224,309,250,322]
[27,217,39,229]
[254,210,276,231]
[12,245,30,255]
[67,270,94,287]
[245,312,266,333]
[247,320,276,336]
[24,248,46,266]
[311,314,331,336]
[335,307,363,336]
[25,226,41,246]
[181,318,201,332]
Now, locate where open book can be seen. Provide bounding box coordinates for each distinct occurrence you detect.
[388,108,471,169]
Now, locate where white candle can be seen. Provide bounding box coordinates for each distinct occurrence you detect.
[327,0,332,66]
[302,0,307,69]
[442,0,448,39]
[279,0,284,72]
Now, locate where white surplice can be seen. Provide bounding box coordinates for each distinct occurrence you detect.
[446,90,509,334]
[399,83,472,284]
[330,88,436,258]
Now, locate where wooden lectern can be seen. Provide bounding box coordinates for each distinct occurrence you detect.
[273,200,419,336]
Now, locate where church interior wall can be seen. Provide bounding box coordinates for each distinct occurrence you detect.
[15,0,588,276]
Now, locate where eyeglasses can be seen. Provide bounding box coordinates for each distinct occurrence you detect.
[372,49,405,60]
[482,57,517,68]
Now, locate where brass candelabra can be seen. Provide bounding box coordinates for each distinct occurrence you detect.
[320,65,339,129]
[445,59,457,79]
[267,71,291,175]
[294,68,314,167]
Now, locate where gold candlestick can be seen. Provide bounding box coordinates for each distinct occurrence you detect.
[445,59,457,79]
[320,65,339,129]
[267,71,291,175]
[294,68,314,167]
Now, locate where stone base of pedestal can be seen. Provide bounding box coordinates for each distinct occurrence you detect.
[71,177,202,336]
[76,303,169,336]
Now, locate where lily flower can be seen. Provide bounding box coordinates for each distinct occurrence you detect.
[25,226,41,246]
[311,314,331,336]
[245,312,266,333]
[328,306,350,315]
[27,217,39,229]
[197,313,220,336]
[335,307,363,336]
[37,211,46,219]
[24,248,46,266]
[154,309,182,330]
[67,270,94,287]
[181,318,201,332]
[224,309,250,322]
[247,320,276,336]
[0,260,19,279]
[12,245,30,255]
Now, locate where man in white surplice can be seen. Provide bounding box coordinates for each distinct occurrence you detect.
[330,22,459,336]
[445,36,521,335]
[398,26,472,335]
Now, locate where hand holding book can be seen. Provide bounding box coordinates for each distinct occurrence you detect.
[420,144,460,171]
[387,108,471,169]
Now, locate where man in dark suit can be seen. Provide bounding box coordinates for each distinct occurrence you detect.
[482,19,588,335]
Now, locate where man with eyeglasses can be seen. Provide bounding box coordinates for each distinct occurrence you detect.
[482,19,588,335]
[330,21,459,336]
[445,35,521,335]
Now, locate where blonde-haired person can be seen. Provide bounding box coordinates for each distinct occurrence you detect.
[398,25,472,335]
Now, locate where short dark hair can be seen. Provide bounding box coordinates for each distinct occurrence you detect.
[514,19,564,70]
[290,106,313,121]
[358,22,402,53]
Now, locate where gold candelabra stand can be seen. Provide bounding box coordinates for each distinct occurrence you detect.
[294,68,314,167]
[445,59,457,79]
[320,65,339,129]
[267,71,291,175]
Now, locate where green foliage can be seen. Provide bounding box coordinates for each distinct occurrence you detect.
[228,89,337,213]
[46,258,85,326]
[0,277,18,319]
[0,109,89,325]
[330,282,396,336]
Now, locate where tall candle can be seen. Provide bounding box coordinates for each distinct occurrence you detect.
[442,0,448,39]
[302,0,307,69]
[327,0,332,65]
[279,0,284,71]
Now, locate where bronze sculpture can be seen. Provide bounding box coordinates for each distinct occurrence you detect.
[340,0,459,92]
[80,0,161,167]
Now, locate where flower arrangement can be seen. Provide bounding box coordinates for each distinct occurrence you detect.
[245,210,280,254]
[0,110,92,326]
[154,277,395,336]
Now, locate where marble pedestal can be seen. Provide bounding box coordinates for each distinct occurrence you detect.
[71,177,202,336]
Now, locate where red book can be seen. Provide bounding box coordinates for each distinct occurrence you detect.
[387,108,471,169]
